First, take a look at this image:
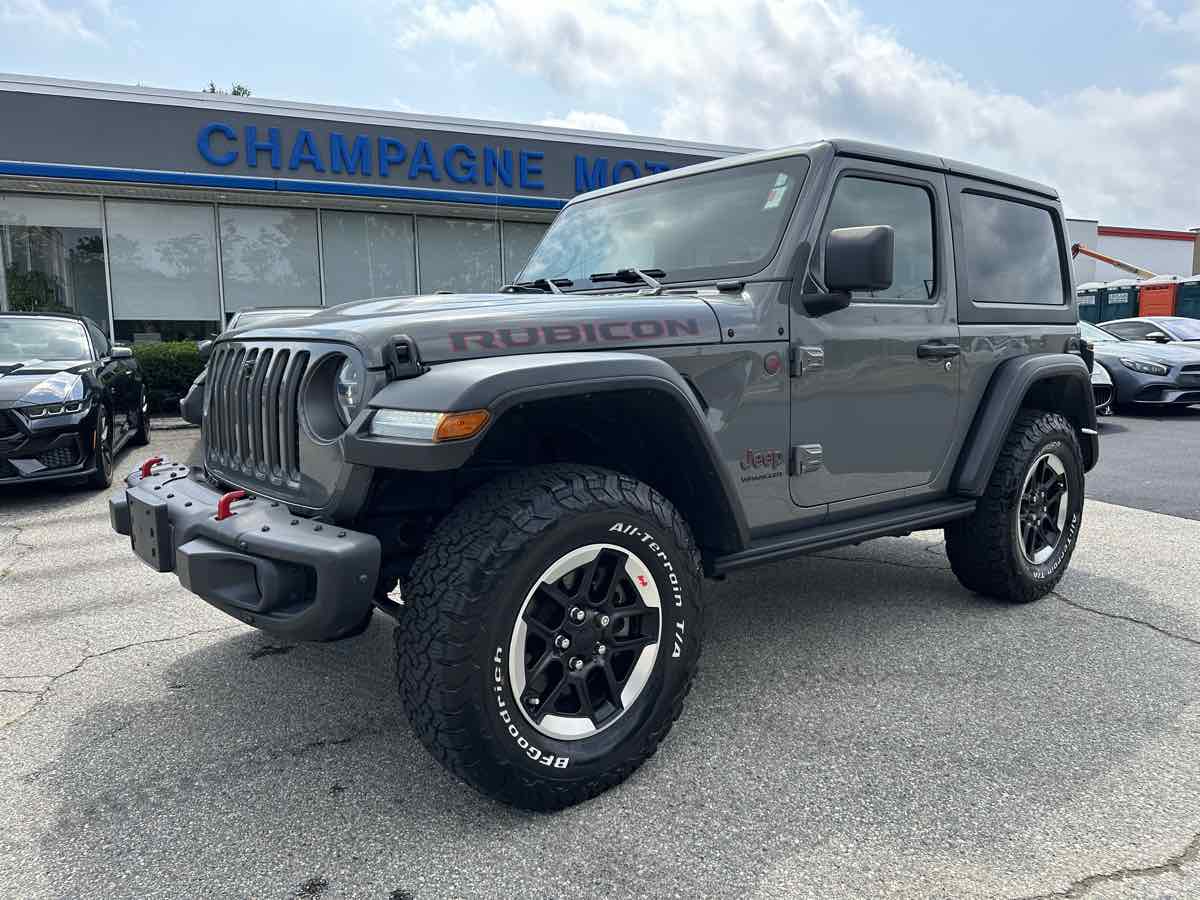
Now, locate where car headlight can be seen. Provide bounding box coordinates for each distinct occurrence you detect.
[369,408,490,442]
[19,372,85,407]
[334,357,365,426]
[1119,358,1170,377]
[25,399,88,419]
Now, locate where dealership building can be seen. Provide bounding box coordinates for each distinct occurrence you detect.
[0,74,739,343]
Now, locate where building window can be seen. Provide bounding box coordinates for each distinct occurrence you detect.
[502,221,549,282]
[961,193,1065,305]
[321,210,416,305]
[0,195,109,327]
[106,199,222,342]
[218,206,321,314]
[417,217,500,293]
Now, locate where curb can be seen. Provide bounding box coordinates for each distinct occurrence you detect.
[150,418,199,431]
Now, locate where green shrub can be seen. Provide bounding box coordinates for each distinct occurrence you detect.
[132,341,205,415]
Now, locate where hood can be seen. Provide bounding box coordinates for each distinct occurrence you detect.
[0,360,93,407]
[1092,340,1200,367]
[229,291,724,367]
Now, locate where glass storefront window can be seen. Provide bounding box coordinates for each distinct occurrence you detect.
[502,221,549,282]
[219,206,321,312]
[107,199,221,343]
[0,195,109,328]
[416,217,500,293]
[321,210,416,305]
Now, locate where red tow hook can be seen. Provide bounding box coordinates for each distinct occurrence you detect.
[214,489,248,521]
[139,456,163,478]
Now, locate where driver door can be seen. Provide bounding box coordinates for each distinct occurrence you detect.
[789,160,961,510]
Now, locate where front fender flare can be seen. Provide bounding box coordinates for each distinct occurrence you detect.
[340,352,750,546]
[953,352,1098,497]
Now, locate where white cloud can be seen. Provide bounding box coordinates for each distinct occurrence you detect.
[538,110,632,134]
[0,0,134,43]
[1132,0,1200,34]
[398,0,1200,228]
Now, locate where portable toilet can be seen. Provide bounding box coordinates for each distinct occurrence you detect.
[1098,279,1139,321]
[1076,282,1102,322]
[1137,275,1179,317]
[1175,275,1200,320]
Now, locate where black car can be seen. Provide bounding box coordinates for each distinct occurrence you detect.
[1081,320,1200,410]
[0,312,148,489]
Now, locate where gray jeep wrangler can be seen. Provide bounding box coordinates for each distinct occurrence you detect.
[110,139,1097,810]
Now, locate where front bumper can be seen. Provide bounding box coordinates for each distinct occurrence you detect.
[109,459,381,641]
[0,406,99,484]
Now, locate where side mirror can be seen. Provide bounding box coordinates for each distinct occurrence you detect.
[109,345,134,360]
[1143,331,1170,343]
[197,339,213,362]
[803,225,895,317]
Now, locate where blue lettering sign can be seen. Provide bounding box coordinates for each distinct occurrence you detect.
[612,159,641,183]
[245,125,282,170]
[197,122,237,166]
[330,133,372,176]
[444,143,478,184]
[519,150,544,190]
[644,160,670,175]
[483,147,513,187]
[378,137,406,177]
[408,139,440,181]
[288,128,326,173]
[575,155,609,192]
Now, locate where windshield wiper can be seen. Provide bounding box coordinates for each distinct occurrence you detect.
[590,267,666,294]
[501,277,573,295]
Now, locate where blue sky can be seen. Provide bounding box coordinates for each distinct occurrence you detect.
[2,0,1200,227]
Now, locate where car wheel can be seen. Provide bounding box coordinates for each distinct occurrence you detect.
[86,408,114,490]
[132,388,151,446]
[945,410,1084,603]
[395,464,702,810]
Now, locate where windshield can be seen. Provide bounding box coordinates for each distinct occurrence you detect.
[1165,318,1200,340]
[520,156,811,287]
[0,316,91,363]
[1080,321,1122,343]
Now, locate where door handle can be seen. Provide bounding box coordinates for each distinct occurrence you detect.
[917,342,961,359]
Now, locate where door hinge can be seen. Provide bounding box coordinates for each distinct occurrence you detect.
[789,443,824,476]
[789,346,825,378]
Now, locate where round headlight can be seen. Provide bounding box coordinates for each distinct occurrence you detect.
[334,357,364,425]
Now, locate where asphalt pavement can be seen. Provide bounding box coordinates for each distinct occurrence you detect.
[1087,406,1200,520]
[2,425,1199,899]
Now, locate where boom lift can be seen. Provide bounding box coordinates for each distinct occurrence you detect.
[1071,243,1158,280]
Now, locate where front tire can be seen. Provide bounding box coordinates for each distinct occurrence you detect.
[86,408,114,490]
[945,410,1084,603]
[395,465,703,810]
[132,388,151,446]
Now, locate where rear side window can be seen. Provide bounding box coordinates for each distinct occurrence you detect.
[823,177,935,302]
[961,193,1065,305]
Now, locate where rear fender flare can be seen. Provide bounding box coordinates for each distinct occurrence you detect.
[953,353,1098,496]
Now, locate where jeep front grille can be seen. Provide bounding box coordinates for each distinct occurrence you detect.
[203,342,310,487]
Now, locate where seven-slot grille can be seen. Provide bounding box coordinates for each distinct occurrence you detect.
[203,342,310,486]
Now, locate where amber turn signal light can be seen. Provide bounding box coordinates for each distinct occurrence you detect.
[433,409,490,442]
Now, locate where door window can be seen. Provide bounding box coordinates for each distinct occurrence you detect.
[86,320,110,358]
[822,177,936,302]
[1104,321,1155,340]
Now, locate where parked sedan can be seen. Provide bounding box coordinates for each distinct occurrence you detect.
[1101,316,1200,346]
[179,307,320,424]
[1081,320,1200,410]
[0,312,148,489]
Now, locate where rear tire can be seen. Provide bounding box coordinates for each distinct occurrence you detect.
[945,410,1084,603]
[395,464,703,810]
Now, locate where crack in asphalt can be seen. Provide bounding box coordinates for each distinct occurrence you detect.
[1053,592,1200,650]
[1,625,239,730]
[1014,830,1200,899]
[0,522,37,581]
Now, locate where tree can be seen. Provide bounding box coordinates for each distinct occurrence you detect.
[203,82,252,97]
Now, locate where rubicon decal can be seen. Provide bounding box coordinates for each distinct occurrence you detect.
[449,319,701,352]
